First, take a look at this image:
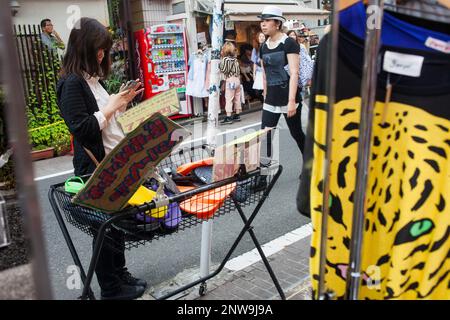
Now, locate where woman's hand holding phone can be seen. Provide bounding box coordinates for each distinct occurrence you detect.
[104,79,143,119]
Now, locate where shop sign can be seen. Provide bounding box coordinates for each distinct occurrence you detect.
[118,88,180,134]
[197,32,207,46]
[225,19,235,31]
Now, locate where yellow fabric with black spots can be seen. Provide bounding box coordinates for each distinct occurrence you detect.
[310,97,450,300]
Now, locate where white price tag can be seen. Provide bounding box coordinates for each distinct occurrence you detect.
[425,37,450,54]
[383,51,424,78]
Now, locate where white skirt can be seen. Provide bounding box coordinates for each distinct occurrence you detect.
[252,70,264,90]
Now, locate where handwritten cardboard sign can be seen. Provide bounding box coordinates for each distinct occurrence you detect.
[117,88,180,134]
[212,129,271,182]
[73,113,191,213]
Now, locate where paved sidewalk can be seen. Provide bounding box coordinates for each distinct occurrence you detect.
[144,235,312,300]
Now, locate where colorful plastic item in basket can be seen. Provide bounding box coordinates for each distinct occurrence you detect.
[134,186,181,231]
[177,184,236,220]
[64,177,85,194]
[128,186,168,219]
[175,159,237,220]
[176,157,214,176]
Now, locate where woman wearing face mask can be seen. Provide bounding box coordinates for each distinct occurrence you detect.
[57,18,145,300]
[258,6,304,166]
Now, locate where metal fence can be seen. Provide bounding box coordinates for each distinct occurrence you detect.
[13,24,61,111]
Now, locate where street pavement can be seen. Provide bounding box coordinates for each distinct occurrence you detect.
[33,106,313,300]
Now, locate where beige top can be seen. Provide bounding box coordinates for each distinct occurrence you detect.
[85,75,125,155]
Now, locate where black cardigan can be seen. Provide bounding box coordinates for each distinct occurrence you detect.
[57,73,106,176]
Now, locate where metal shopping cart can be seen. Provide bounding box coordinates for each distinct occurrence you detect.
[49,144,285,300]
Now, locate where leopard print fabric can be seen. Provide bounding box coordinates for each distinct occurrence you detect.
[310,97,450,300]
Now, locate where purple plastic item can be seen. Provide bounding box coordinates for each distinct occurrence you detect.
[163,199,181,229]
[134,186,181,229]
[135,212,159,223]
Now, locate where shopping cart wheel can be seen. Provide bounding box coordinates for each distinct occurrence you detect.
[199,282,207,296]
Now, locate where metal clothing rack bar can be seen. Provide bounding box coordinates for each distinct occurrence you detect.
[318,0,386,300]
[49,145,286,300]
[345,0,385,300]
[318,0,340,300]
[0,0,52,299]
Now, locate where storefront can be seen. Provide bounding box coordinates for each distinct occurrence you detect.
[188,1,330,111]
[128,0,329,115]
[189,1,329,53]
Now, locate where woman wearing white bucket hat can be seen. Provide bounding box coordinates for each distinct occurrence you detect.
[258,6,304,166]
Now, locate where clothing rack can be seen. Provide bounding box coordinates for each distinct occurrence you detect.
[319,0,448,300]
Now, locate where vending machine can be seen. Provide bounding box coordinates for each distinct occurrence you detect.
[134,24,191,118]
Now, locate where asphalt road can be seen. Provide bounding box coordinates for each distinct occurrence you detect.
[36,111,311,300]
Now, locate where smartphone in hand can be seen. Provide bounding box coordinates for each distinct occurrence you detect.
[121,80,142,93]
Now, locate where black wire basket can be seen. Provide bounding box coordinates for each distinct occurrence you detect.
[51,144,277,252]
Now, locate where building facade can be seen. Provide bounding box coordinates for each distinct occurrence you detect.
[12,0,110,45]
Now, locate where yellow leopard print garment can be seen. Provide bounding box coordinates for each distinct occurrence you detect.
[310,97,450,300]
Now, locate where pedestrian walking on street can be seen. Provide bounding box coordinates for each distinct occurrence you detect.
[259,6,304,166]
[56,17,146,300]
[219,41,242,125]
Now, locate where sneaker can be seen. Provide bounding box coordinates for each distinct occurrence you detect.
[232,114,241,122]
[118,271,148,288]
[220,116,233,125]
[101,284,146,300]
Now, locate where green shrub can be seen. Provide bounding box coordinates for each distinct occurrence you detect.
[26,45,71,153]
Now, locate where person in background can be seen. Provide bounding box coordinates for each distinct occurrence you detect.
[219,41,242,124]
[298,28,310,53]
[239,43,256,102]
[296,30,314,90]
[40,19,65,51]
[251,32,266,102]
[287,30,314,91]
[287,29,298,41]
[57,17,145,300]
[224,29,237,44]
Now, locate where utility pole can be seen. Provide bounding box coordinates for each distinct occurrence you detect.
[199,0,224,292]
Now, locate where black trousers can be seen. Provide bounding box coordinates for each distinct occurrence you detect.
[261,104,305,163]
[92,227,127,293]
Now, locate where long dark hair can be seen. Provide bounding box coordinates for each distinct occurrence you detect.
[255,32,266,50]
[60,18,113,79]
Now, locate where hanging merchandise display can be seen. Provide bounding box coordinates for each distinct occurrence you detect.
[186,49,211,98]
[135,24,192,118]
[299,1,450,300]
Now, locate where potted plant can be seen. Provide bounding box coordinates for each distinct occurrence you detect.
[31,144,55,161]
[52,131,71,157]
